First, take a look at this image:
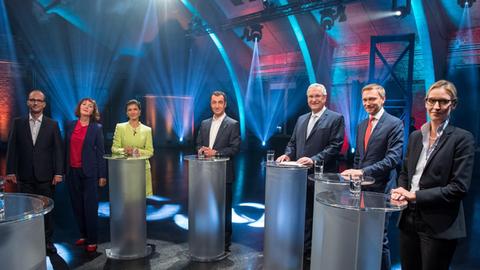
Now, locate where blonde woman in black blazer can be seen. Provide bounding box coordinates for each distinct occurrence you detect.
[391,80,475,270]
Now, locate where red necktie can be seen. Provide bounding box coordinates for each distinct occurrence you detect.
[364,116,374,151]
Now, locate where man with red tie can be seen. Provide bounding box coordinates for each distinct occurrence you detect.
[341,83,404,270]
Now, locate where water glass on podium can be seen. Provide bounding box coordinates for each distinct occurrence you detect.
[314,160,324,179]
[349,174,363,196]
[266,150,275,164]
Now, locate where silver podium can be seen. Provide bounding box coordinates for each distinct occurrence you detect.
[313,190,406,270]
[0,193,53,270]
[104,155,152,260]
[309,173,374,269]
[184,155,230,262]
[264,162,308,270]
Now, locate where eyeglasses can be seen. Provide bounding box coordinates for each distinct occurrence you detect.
[28,98,45,103]
[425,98,454,107]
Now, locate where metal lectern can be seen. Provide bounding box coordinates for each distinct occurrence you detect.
[313,190,406,270]
[264,162,308,270]
[0,193,53,270]
[104,155,152,260]
[184,155,229,262]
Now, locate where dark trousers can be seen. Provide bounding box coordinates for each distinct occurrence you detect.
[17,180,55,244]
[67,168,99,244]
[399,207,457,270]
[225,182,233,250]
[304,180,314,258]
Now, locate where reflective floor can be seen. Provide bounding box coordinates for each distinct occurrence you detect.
[2,146,479,269]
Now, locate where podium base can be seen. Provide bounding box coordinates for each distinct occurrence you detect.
[106,244,153,260]
[188,251,230,262]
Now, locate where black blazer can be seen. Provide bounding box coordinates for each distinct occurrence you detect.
[398,125,475,239]
[65,120,107,179]
[284,109,345,173]
[354,111,404,193]
[196,116,241,183]
[6,116,64,182]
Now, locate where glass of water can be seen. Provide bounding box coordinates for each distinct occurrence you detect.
[349,174,363,196]
[266,150,275,164]
[314,160,324,179]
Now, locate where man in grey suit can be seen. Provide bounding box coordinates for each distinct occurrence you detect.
[277,83,345,260]
[196,91,241,252]
[342,83,404,270]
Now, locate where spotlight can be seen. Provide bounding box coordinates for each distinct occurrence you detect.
[458,0,476,8]
[241,24,263,42]
[262,141,266,147]
[392,0,411,18]
[319,4,347,31]
[262,0,275,10]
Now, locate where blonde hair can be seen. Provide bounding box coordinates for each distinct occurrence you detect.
[362,83,386,98]
[426,80,458,107]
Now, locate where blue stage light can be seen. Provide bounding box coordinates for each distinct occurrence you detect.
[279,0,316,84]
[179,137,184,142]
[173,214,188,230]
[180,0,246,140]
[98,200,180,221]
[245,40,305,144]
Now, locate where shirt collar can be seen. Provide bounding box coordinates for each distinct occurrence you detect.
[311,106,327,118]
[420,118,449,138]
[213,113,226,122]
[370,107,384,121]
[29,113,43,122]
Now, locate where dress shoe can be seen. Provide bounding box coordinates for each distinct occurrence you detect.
[46,242,57,255]
[75,238,86,246]
[85,244,97,252]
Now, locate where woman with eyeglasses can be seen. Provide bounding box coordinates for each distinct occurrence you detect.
[65,98,107,253]
[111,99,154,196]
[391,80,475,270]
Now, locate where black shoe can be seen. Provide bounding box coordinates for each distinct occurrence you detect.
[46,242,57,255]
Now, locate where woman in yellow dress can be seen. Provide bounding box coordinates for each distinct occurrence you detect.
[112,99,154,196]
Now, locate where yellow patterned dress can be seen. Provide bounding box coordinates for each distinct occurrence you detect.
[111,122,154,196]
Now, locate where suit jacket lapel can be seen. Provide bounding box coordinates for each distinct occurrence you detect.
[357,119,368,157]
[306,110,327,141]
[85,122,95,146]
[36,117,51,147]
[213,117,228,148]
[424,126,454,169]
[409,134,423,182]
[204,118,213,146]
[22,118,34,147]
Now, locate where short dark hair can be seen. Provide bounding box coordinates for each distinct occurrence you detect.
[211,91,227,102]
[125,99,141,111]
[74,97,100,122]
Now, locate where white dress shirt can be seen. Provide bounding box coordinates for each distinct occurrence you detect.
[306,106,327,138]
[369,107,385,133]
[29,113,43,146]
[409,119,449,193]
[209,113,226,148]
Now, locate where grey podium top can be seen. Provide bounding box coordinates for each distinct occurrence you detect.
[0,193,53,225]
[265,161,309,171]
[316,190,407,212]
[308,173,375,186]
[104,154,152,160]
[184,155,229,162]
